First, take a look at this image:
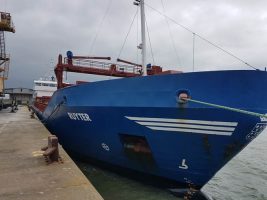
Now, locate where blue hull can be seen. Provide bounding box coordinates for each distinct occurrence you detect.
[39,70,267,188]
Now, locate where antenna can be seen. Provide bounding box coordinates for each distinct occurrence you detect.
[134,0,147,76]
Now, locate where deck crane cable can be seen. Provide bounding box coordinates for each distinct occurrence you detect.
[160,0,181,67]
[145,18,155,64]
[89,0,113,54]
[117,9,138,59]
[145,3,260,71]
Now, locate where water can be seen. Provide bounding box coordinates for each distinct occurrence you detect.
[76,130,267,200]
[77,162,179,200]
[203,130,267,200]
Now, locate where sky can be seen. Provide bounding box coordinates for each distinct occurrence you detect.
[2,0,267,88]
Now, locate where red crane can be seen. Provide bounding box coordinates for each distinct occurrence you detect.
[55,53,163,89]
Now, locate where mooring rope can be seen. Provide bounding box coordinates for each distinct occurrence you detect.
[41,101,64,124]
[181,98,267,119]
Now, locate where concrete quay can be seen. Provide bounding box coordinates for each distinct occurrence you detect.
[0,106,103,200]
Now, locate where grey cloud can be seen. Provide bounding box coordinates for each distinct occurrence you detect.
[3,0,267,88]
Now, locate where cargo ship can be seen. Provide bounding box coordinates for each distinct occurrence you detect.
[32,0,267,198]
[33,76,57,112]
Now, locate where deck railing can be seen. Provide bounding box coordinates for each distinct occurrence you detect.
[63,57,142,75]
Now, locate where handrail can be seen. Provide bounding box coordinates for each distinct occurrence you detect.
[63,57,142,75]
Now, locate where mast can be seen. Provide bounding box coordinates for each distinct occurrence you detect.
[140,0,147,76]
[134,0,147,76]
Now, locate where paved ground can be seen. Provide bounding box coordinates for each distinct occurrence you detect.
[0,106,103,200]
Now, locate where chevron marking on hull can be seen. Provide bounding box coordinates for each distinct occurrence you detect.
[125,116,238,136]
[136,121,236,131]
[126,116,238,126]
[147,126,233,136]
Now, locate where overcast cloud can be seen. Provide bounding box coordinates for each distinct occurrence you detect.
[2,0,267,88]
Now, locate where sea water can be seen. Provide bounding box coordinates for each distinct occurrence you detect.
[76,129,267,200]
[203,129,267,200]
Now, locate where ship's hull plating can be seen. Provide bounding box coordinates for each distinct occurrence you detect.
[39,70,267,188]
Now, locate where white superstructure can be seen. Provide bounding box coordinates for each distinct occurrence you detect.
[33,80,57,98]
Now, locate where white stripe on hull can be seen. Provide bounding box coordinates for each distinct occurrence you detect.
[136,121,236,131]
[126,116,238,127]
[125,116,238,136]
[147,126,233,136]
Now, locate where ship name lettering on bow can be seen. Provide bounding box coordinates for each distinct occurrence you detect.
[67,112,92,121]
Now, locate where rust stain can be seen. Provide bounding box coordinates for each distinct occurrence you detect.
[223,141,242,160]
[202,135,211,155]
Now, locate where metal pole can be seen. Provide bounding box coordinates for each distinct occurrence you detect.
[140,0,147,76]
[193,33,195,72]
